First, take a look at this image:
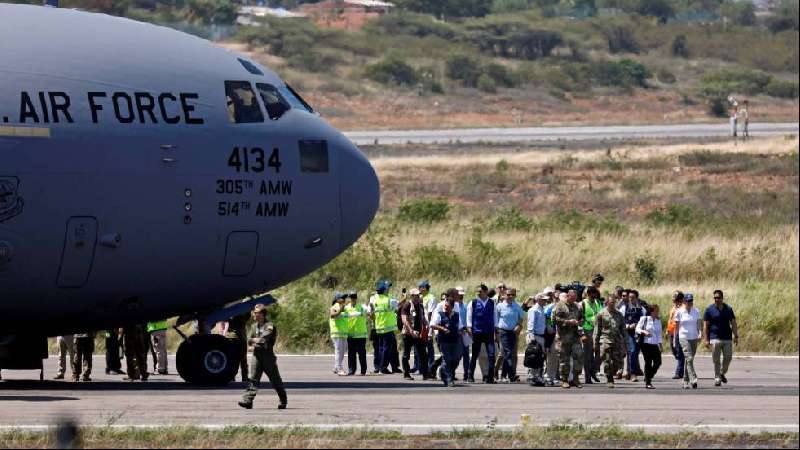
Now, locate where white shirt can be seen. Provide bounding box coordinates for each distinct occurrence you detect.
[430,309,464,336]
[465,298,499,329]
[675,307,701,340]
[425,297,439,315]
[434,302,467,328]
[636,316,663,346]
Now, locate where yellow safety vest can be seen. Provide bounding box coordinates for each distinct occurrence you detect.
[583,300,602,332]
[346,304,369,339]
[329,305,349,339]
[372,294,397,334]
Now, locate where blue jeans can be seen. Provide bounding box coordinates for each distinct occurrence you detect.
[461,342,470,377]
[670,335,685,377]
[499,330,518,379]
[377,332,399,372]
[625,334,642,375]
[427,339,436,369]
[438,340,463,386]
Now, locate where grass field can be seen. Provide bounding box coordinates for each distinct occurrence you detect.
[2,425,798,449]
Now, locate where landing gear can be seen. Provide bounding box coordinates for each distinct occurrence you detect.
[176,334,242,386]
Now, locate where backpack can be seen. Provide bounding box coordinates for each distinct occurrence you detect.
[524,339,545,369]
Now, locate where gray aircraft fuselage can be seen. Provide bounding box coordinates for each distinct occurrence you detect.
[0,4,380,336]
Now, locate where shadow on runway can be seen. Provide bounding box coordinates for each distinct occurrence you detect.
[0,395,78,402]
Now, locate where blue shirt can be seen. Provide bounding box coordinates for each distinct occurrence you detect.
[527,304,546,336]
[703,303,736,340]
[495,300,525,331]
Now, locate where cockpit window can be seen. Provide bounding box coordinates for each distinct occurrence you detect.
[281,84,315,114]
[299,140,329,173]
[238,58,264,76]
[256,83,291,121]
[225,81,264,124]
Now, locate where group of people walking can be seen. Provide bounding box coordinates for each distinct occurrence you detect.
[329,276,740,390]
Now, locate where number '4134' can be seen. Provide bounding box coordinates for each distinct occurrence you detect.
[228,147,282,173]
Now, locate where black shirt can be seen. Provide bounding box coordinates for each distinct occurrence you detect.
[704,303,736,340]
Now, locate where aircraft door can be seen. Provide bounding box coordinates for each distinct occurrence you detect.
[57,217,98,288]
[223,231,259,277]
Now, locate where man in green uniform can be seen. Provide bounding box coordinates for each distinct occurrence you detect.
[228,312,250,382]
[594,295,628,388]
[553,289,585,389]
[581,286,603,384]
[239,303,287,410]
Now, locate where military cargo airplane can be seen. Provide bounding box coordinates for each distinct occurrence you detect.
[0,3,380,384]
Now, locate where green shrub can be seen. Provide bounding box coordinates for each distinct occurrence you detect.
[398,199,450,222]
[635,0,674,23]
[605,24,640,54]
[365,57,420,86]
[656,68,677,84]
[445,54,483,87]
[366,10,460,39]
[671,34,689,58]
[590,59,651,88]
[720,1,757,26]
[700,69,773,96]
[765,79,800,98]
[477,73,498,93]
[413,244,465,279]
[634,253,658,285]
[489,206,534,231]
[483,63,517,88]
[645,204,696,227]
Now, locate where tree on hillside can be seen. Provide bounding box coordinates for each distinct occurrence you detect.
[184,0,237,24]
[399,0,492,19]
[766,0,799,32]
[720,1,756,26]
[635,0,674,23]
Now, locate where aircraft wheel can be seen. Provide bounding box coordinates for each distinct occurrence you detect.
[176,334,241,386]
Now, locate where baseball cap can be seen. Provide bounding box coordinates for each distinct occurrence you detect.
[685,293,694,302]
[418,280,431,289]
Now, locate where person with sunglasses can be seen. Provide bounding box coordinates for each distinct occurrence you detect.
[674,293,702,389]
[704,290,739,387]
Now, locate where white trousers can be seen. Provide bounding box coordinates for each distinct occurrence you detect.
[333,337,348,372]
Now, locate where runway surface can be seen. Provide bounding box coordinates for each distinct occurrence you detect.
[344,122,800,145]
[1,355,797,434]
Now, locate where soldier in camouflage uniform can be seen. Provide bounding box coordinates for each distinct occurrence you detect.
[593,295,628,388]
[239,304,287,410]
[553,290,586,389]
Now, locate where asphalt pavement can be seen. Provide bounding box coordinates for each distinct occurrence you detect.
[0,355,797,434]
[344,122,800,145]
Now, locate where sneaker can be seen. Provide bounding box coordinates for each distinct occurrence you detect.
[277,403,287,410]
[574,380,583,389]
[561,382,570,389]
[238,401,253,410]
[714,378,722,387]
[380,370,392,375]
[691,382,698,389]
[510,376,520,383]
[646,383,655,390]
[720,374,728,384]
[607,380,615,389]
[403,375,414,381]
[631,376,639,383]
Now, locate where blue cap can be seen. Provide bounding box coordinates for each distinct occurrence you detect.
[685,293,694,301]
[418,280,431,289]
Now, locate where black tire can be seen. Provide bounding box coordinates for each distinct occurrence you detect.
[176,334,242,386]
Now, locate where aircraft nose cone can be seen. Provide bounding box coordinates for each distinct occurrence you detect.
[339,142,380,251]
